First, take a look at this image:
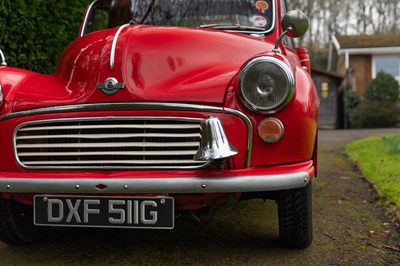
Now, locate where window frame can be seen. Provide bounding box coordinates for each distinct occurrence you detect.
[372,54,400,84]
[80,0,278,37]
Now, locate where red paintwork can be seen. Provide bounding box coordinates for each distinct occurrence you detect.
[10,26,281,112]
[0,0,319,210]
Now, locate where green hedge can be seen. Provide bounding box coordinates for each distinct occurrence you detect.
[349,100,400,128]
[348,71,400,128]
[0,0,91,74]
[365,71,400,101]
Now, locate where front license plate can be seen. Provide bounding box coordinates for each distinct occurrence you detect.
[34,196,174,229]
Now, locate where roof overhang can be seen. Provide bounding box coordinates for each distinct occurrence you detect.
[339,46,400,55]
[331,35,400,55]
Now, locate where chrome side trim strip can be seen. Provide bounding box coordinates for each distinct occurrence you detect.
[80,0,99,37]
[110,23,130,71]
[0,48,7,66]
[0,84,3,103]
[3,102,253,167]
[0,172,310,194]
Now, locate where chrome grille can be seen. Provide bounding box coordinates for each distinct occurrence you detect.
[14,117,209,169]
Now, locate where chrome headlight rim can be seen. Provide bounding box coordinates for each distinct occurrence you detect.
[238,56,295,113]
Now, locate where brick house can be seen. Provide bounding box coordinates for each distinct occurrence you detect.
[328,34,400,94]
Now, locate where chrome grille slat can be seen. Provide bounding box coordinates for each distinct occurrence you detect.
[14,117,209,169]
[23,160,203,165]
[16,133,201,140]
[19,124,201,131]
[17,142,200,148]
[18,150,197,156]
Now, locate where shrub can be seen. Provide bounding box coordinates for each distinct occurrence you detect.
[0,0,91,74]
[348,71,400,128]
[344,89,360,111]
[349,100,400,128]
[364,71,400,101]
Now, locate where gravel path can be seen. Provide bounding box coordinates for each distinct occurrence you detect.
[0,129,400,265]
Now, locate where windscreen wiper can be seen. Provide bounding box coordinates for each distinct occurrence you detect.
[199,24,265,32]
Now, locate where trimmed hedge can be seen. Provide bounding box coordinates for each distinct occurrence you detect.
[0,0,91,74]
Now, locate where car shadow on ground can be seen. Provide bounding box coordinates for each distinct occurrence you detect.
[1,200,294,265]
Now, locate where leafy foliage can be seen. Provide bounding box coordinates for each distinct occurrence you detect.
[349,100,400,128]
[348,72,400,128]
[0,0,91,74]
[364,71,400,101]
[343,89,360,111]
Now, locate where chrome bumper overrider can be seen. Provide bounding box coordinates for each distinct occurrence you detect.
[0,172,311,194]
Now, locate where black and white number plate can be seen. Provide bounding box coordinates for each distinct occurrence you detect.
[34,196,174,229]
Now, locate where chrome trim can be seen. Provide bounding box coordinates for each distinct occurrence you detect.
[238,56,295,114]
[194,117,238,161]
[225,108,252,166]
[0,103,223,122]
[0,49,7,66]
[110,24,130,71]
[0,171,311,194]
[96,77,125,94]
[0,84,3,103]
[2,102,253,167]
[80,0,99,37]
[273,27,291,53]
[14,116,210,170]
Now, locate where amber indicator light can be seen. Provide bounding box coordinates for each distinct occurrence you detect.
[258,118,284,143]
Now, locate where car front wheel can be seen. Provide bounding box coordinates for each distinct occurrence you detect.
[0,197,47,245]
[277,182,313,248]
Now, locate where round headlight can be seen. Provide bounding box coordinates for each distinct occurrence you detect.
[238,57,295,112]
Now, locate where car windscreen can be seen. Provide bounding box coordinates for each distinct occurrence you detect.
[83,0,275,35]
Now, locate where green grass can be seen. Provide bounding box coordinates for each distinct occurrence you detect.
[346,135,400,209]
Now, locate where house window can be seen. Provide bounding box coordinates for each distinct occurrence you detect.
[372,55,400,84]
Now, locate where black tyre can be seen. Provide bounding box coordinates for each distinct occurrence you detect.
[0,197,47,245]
[277,183,313,248]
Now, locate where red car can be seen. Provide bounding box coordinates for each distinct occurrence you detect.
[0,0,318,248]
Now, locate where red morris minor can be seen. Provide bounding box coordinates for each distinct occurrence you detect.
[0,0,319,248]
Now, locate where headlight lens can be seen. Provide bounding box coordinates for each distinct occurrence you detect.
[238,57,295,112]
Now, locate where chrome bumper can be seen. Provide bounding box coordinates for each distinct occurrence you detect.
[0,172,311,194]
